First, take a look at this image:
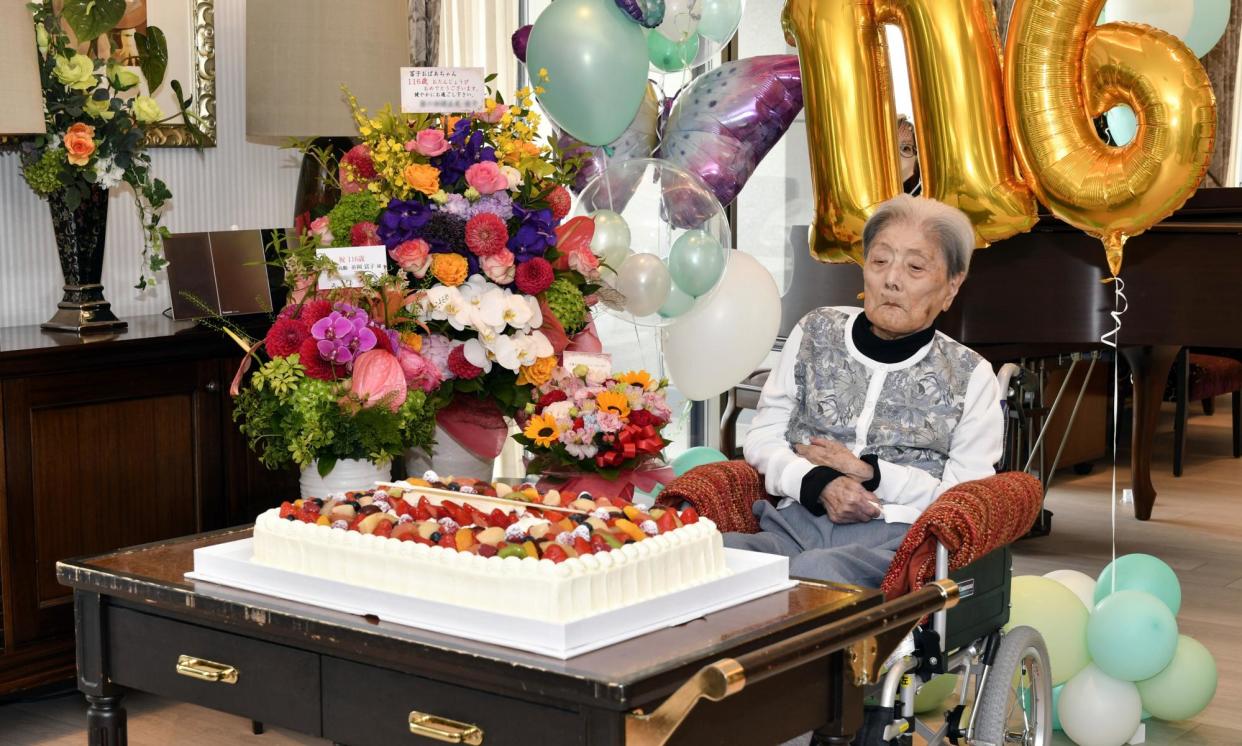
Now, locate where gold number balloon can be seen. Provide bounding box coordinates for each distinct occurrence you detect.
[782,0,1036,264]
[1005,0,1216,276]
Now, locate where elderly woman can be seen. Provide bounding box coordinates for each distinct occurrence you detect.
[724,195,1003,587]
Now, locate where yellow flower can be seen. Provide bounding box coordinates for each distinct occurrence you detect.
[535,86,546,95]
[132,95,163,124]
[83,96,115,121]
[431,253,468,287]
[403,163,441,197]
[596,391,631,419]
[616,370,654,391]
[400,332,423,352]
[517,357,557,387]
[537,68,549,82]
[107,65,139,91]
[524,413,561,448]
[53,54,96,91]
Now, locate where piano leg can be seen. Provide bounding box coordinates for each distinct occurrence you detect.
[1120,345,1180,520]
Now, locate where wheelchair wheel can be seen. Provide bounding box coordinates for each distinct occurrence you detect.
[971,626,1052,746]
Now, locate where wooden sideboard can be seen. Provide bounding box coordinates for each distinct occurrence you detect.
[0,315,297,695]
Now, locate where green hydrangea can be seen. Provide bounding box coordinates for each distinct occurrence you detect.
[22,149,67,197]
[544,276,588,334]
[326,192,382,247]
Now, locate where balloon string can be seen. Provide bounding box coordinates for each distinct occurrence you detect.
[1099,277,1128,593]
[601,147,615,209]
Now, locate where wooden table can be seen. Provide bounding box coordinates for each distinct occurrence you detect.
[55,528,911,746]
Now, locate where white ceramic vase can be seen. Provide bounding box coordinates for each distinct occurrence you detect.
[405,425,495,482]
[299,458,392,499]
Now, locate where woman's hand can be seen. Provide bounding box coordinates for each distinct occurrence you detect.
[795,437,875,482]
[819,477,883,523]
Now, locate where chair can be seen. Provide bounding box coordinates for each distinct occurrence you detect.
[1169,348,1242,477]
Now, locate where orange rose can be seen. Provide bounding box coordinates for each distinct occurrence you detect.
[431,253,468,287]
[402,163,441,197]
[64,122,97,166]
[517,356,557,386]
[400,331,423,352]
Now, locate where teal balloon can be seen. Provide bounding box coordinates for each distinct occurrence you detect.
[1087,590,1179,682]
[1095,553,1181,615]
[528,0,650,146]
[1105,106,1137,146]
[698,0,744,44]
[1184,0,1231,56]
[647,28,700,72]
[658,285,695,318]
[668,229,726,297]
[1137,635,1218,721]
[672,446,727,476]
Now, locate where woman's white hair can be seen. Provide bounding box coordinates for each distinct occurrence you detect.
[861,194,975,279]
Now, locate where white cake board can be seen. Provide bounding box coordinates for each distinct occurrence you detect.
[186,539,795,659]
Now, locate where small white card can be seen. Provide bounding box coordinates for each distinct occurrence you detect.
[563,351,613,380]
[316,246,388,288]
[401,67,487,113]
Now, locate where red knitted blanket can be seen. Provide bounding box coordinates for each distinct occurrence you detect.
[879,472,1043,600]
[655,460,769,534]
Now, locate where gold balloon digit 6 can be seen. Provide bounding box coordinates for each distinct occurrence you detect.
[782,0,1036,265]
[1004,0,1216,276]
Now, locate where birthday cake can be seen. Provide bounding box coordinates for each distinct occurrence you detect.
[251,477,728,623]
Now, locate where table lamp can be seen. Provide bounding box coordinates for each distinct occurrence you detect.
[0,0,47,136]
[246,0,413,224]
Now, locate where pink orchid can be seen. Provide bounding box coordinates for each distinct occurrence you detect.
[349,349,408,412]
[465,161,509,195]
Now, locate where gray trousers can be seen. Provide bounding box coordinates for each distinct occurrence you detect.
[724,500,910,588]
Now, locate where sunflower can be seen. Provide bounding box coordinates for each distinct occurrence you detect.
[615,370,654,391]
[523,413,561,448]
[596,391,631,418]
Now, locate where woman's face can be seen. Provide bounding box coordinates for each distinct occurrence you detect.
[862,221,963,339]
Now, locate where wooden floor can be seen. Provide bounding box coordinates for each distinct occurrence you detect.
[1,401,1239,745]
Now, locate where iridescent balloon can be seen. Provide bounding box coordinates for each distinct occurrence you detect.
[590,210,633,259]
[557,81,661,197]
[615,0,666,27]
[659,55,804,208]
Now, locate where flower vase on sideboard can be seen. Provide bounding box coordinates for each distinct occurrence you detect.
[404,425,496,482]
[298,458,392,500]
[42,183,127,334]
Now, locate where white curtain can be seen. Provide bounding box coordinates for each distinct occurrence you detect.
[440,0,521,95]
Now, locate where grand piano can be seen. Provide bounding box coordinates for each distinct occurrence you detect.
[780,187,1242,521]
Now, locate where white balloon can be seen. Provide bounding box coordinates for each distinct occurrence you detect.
[590,209,632,258]
[616,253,672,317]
[657,0,702,41]
[1101,0,1194,39]
[1044,569,1098,611]
[660,251,780,401]
[1059,664,1143,746]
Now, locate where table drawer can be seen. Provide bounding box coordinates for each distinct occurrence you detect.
[323,656,586,746]
[106,605,320,735]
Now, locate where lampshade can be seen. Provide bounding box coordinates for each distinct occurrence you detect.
[246,0,410,138]
[0,0,47,135]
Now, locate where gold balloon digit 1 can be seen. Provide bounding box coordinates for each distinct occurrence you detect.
[1005,0,1216,276]
[783,0,1036,265]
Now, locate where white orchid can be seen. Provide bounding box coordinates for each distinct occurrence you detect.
[502,293,536,329]
[462,339,494,373]
[487,334,522,371]
[422,285,464,322]
[513,330,554,367]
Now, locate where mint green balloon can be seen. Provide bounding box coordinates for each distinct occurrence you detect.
[658,285,695,318]
[527,0,649,146]
[1095,553,1181,615]
[1183,0,1230,57]
[1088,590,1178,682]
[698,0,743,44]
[647,28,700,73]
[1137,635,1217,721]
[1006,576,1091,686]
[671,446,727,476]
[668,229,725,296]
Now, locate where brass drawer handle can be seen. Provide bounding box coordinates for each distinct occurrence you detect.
[408,711,483,744]
[175,655,239,684]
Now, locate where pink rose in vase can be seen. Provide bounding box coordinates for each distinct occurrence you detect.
[465,162,510,196]
[406,128,450,157]
[390,238,433,277]
[480,249,516,285]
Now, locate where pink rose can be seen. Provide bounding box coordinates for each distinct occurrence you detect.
[480,249,516,285]
[474,104,508,124]
[389,238,432,277]
[397,344,442,393]
[349,349,408,412]
[566,246,600,279]
[406,128,450,157]
[465,161,509,195]
[309,216,334,246]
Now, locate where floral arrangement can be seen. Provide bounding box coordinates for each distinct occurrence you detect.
[231,299,437,476]
[18,0,203,287]
[281,83,598,460]
[515,367,672,477]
